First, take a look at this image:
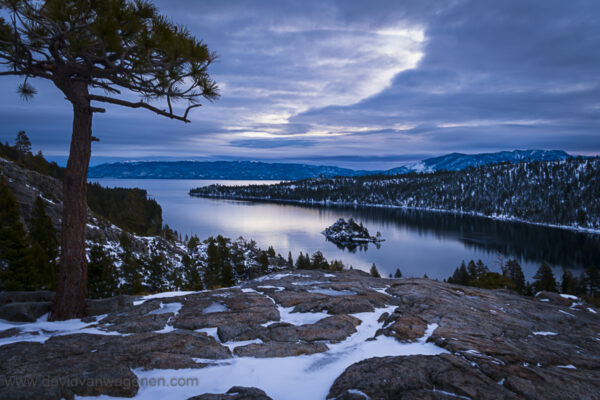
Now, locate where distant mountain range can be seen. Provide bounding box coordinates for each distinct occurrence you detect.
[87,150,573,180]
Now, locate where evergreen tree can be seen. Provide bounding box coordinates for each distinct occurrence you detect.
[145,245,166,293]
[187,235,200,252]
[204,238,221,289]
[448,261,469,286]
[0,0,219,320]
[15,131,32,162]
[182,254,203,291]
[584,265,600,296]
[118,232,143,294]
[0,180,34,290]
[258,251,270,273]
[503,259,525,294]
[87,237,119,299]
[467,260,478,281]
[220,259,235,287]
[532,262,557,293]
[329,259,344,271]
[561,268,576,294]
[267,246,276,257]
[394,268,402,278]
[295,252,311,269]
[287,251,294,267]
[370,263,381,278]
[29,196,59,290]
[311,251,329,270]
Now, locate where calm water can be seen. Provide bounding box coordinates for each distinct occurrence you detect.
[90,179,600,280]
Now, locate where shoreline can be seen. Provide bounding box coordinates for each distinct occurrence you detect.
[189,192,600,235]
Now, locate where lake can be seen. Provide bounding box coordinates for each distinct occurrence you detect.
[90,178,600,281]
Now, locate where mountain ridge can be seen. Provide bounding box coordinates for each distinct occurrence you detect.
[88,149,573,180]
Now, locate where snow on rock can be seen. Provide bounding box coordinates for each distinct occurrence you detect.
[560,294,579,300]
[0,313,123,346]
[147,302,183,315]
[202,302,230,314]
[533,331,558,336]
[133,291,197,306]
[97,306,447,400]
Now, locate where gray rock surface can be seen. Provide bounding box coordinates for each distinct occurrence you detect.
[188,386,273,400]
[0,301,51,322]
[0,270,599,400]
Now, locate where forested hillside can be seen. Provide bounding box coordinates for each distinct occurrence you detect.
[191,158,600,231]
[1,137,161,236]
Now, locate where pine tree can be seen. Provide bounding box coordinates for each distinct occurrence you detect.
[0,180,35,290]
[87,237,119,299]
[561,268,576,294]
[187,235,200,252]
[532,262,558,293]
[311,251,329,270]
[220,259,235,287]
[584,265,600,296]
[287,251,294,267]
[118,232,143,294]
[329,259,344,271]
[0,0,219,319]
[15,131,32,162]
[204,238,221,289]
[296,252,310,269]
[370,263,381,278]
[146,245,166,293]
[394,268,402,278]
[258,251,270,273]
[448,261,470,286]
[504,259,525,294]
[182,254,203,291]
[29,196,59,290]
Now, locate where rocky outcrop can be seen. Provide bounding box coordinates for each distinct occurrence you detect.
[188,386,273,400]
[233,342,329,358]
[0,270,599,399]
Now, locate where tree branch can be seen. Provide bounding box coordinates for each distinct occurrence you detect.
[88,94,200,123]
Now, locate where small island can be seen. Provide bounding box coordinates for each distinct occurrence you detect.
[322,218,384,249]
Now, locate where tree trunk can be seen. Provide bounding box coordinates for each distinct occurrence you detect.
[50,99,92,320]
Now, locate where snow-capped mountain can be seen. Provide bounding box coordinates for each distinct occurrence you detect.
[387,150,570,174]
[88,150,573,180]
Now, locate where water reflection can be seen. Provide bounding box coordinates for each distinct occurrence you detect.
[90,179,600,280]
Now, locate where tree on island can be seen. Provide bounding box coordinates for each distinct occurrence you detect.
[0,0,218,319]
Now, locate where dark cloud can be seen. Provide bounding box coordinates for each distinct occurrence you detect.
[1,0,598,168]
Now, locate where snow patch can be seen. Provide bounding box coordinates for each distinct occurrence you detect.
[307,288,356,296]
[202,302,229,314]
[275,306,329,326]
[148,302,183,315]
[560,294,578,300]
[111,306,448,400]
[0,313,124,346]
[134,291,196,306]
[533,331,557,336]
[196,328,219,341]
[557,364,577,369]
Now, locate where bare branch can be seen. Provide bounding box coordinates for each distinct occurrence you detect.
[88,94,200,123]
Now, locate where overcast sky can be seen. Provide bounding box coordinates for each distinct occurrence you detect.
[1,0,599,169]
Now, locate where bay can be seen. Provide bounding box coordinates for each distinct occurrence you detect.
[90,178,600,280]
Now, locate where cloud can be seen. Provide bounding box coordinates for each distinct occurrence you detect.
[0,0,599,167]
